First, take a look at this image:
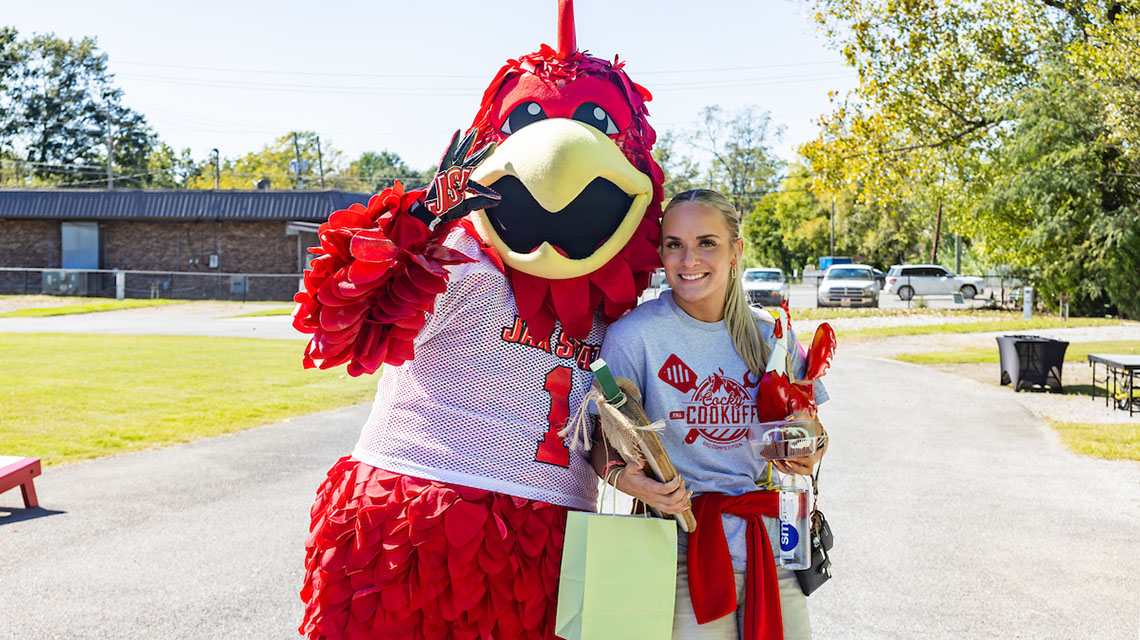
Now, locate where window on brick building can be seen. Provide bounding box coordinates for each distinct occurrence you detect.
[61,222,100,269]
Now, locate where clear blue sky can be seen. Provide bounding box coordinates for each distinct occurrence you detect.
[4,0,857,173]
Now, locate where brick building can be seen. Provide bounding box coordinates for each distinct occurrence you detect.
[0,189,371,300]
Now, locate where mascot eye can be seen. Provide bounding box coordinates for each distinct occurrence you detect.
[501,101,547,135]
[572,102,619,135]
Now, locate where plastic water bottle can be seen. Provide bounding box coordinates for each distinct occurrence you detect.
[779,474,812,570]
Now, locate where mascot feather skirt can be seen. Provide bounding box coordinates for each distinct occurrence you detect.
[294,1,666,637]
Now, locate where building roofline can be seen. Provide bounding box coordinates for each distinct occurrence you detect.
[0,188,373,222]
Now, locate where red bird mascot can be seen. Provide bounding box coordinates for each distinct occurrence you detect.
[294,2,664,638]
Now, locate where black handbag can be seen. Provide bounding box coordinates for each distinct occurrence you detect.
[795,460,832,596]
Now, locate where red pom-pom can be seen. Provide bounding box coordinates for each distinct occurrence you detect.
[295,186,475,376]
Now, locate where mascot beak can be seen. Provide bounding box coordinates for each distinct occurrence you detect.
[468,118,653,279]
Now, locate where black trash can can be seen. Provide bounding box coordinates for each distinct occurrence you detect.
[996,335,1069,392]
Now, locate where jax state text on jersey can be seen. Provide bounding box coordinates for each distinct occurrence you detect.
[501,315,602,371]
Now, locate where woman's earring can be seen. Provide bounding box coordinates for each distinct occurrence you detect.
[731,263,738,280]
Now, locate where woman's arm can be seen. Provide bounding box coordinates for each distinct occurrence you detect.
[590,423,691,514]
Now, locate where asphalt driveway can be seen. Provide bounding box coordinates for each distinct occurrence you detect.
[2,347,1137,638]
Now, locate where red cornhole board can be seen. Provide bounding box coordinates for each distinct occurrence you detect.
[0,456,41,508]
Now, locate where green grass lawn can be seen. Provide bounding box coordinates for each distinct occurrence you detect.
[838,317,1125,340]
[0,333,377,466]
[1050,421,1140,460]
[895,340,1140,364]
[0,298,189,318]
[224,306,294,318]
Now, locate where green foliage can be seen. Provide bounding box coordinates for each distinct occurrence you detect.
[146,142,201,188]
[346,150,429,193]
[743,164,830,272]
[187,131,344,190]
[0,26,16,90]
[804,0,1140,318]
[691,105,784,214]
[0,31,158,187]
[964,58,1140,317]
[652,129,702,198]
[1070,5,1140,159]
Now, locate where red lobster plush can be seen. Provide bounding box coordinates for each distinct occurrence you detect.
[755,302,836,422]
[295,2,664,638]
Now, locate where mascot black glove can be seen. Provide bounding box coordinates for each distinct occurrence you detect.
[410,128,500,232]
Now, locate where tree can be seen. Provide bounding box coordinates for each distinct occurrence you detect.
[803,0,1140,317]
[1069,4,1140,168]
[345,150,426,193]
[743,164,831,272]
[690,105,784,214]
[963,60,1140,317]
[652,129,701,198]
[0,32,157,186]
[146,142,201,188]
[0,27,17,91]
[187,131,344,190]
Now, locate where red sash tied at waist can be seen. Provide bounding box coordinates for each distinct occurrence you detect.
[688,491,783,640]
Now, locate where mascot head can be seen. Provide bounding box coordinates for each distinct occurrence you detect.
[463,0,664,339]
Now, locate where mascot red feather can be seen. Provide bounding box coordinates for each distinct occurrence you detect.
[295,2,664,638]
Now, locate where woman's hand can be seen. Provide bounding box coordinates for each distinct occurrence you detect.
[773,421,828,476]
[614,461,692,515]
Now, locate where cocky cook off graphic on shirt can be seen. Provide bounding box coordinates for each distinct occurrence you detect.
[657,353,764,450]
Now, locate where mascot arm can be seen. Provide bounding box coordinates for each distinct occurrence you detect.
[292,183,472,376]
[293,130,499,377]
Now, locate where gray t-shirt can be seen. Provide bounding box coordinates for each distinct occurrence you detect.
[598,291,828,569]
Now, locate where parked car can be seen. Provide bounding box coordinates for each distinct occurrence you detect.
[817,264,879,308]
[872,268,886,290]
[885,264,985,301]
[742,267,790,307]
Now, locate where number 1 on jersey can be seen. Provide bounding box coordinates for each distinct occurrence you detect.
[535,365,571,467]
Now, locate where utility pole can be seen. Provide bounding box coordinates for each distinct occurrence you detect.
[211,148,220,189]
[291,132,305,189]
[955,235,962,273]
[105,109,114,189]
[316,136,326,189]
[829,198,835,258]
[931,198,943,263]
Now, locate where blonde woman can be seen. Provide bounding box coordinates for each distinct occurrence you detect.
[593,189,828,639]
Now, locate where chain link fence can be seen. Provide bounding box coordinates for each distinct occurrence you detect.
[0,268,303,302]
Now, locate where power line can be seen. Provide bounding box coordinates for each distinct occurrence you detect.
[110,58,847,79]
[115,69,850,95]
[0,158,108,171]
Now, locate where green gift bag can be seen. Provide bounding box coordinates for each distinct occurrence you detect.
[555,470,679,640]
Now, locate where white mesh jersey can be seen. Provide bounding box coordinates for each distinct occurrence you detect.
[353,228,603,511]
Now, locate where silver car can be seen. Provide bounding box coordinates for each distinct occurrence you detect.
[817,264,879,308]
[743,268,790,307]
[885,264,984,300]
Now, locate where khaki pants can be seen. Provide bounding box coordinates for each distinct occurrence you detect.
[673,557,812,640]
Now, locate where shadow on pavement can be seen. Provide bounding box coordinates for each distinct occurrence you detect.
[0,506,66,526]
